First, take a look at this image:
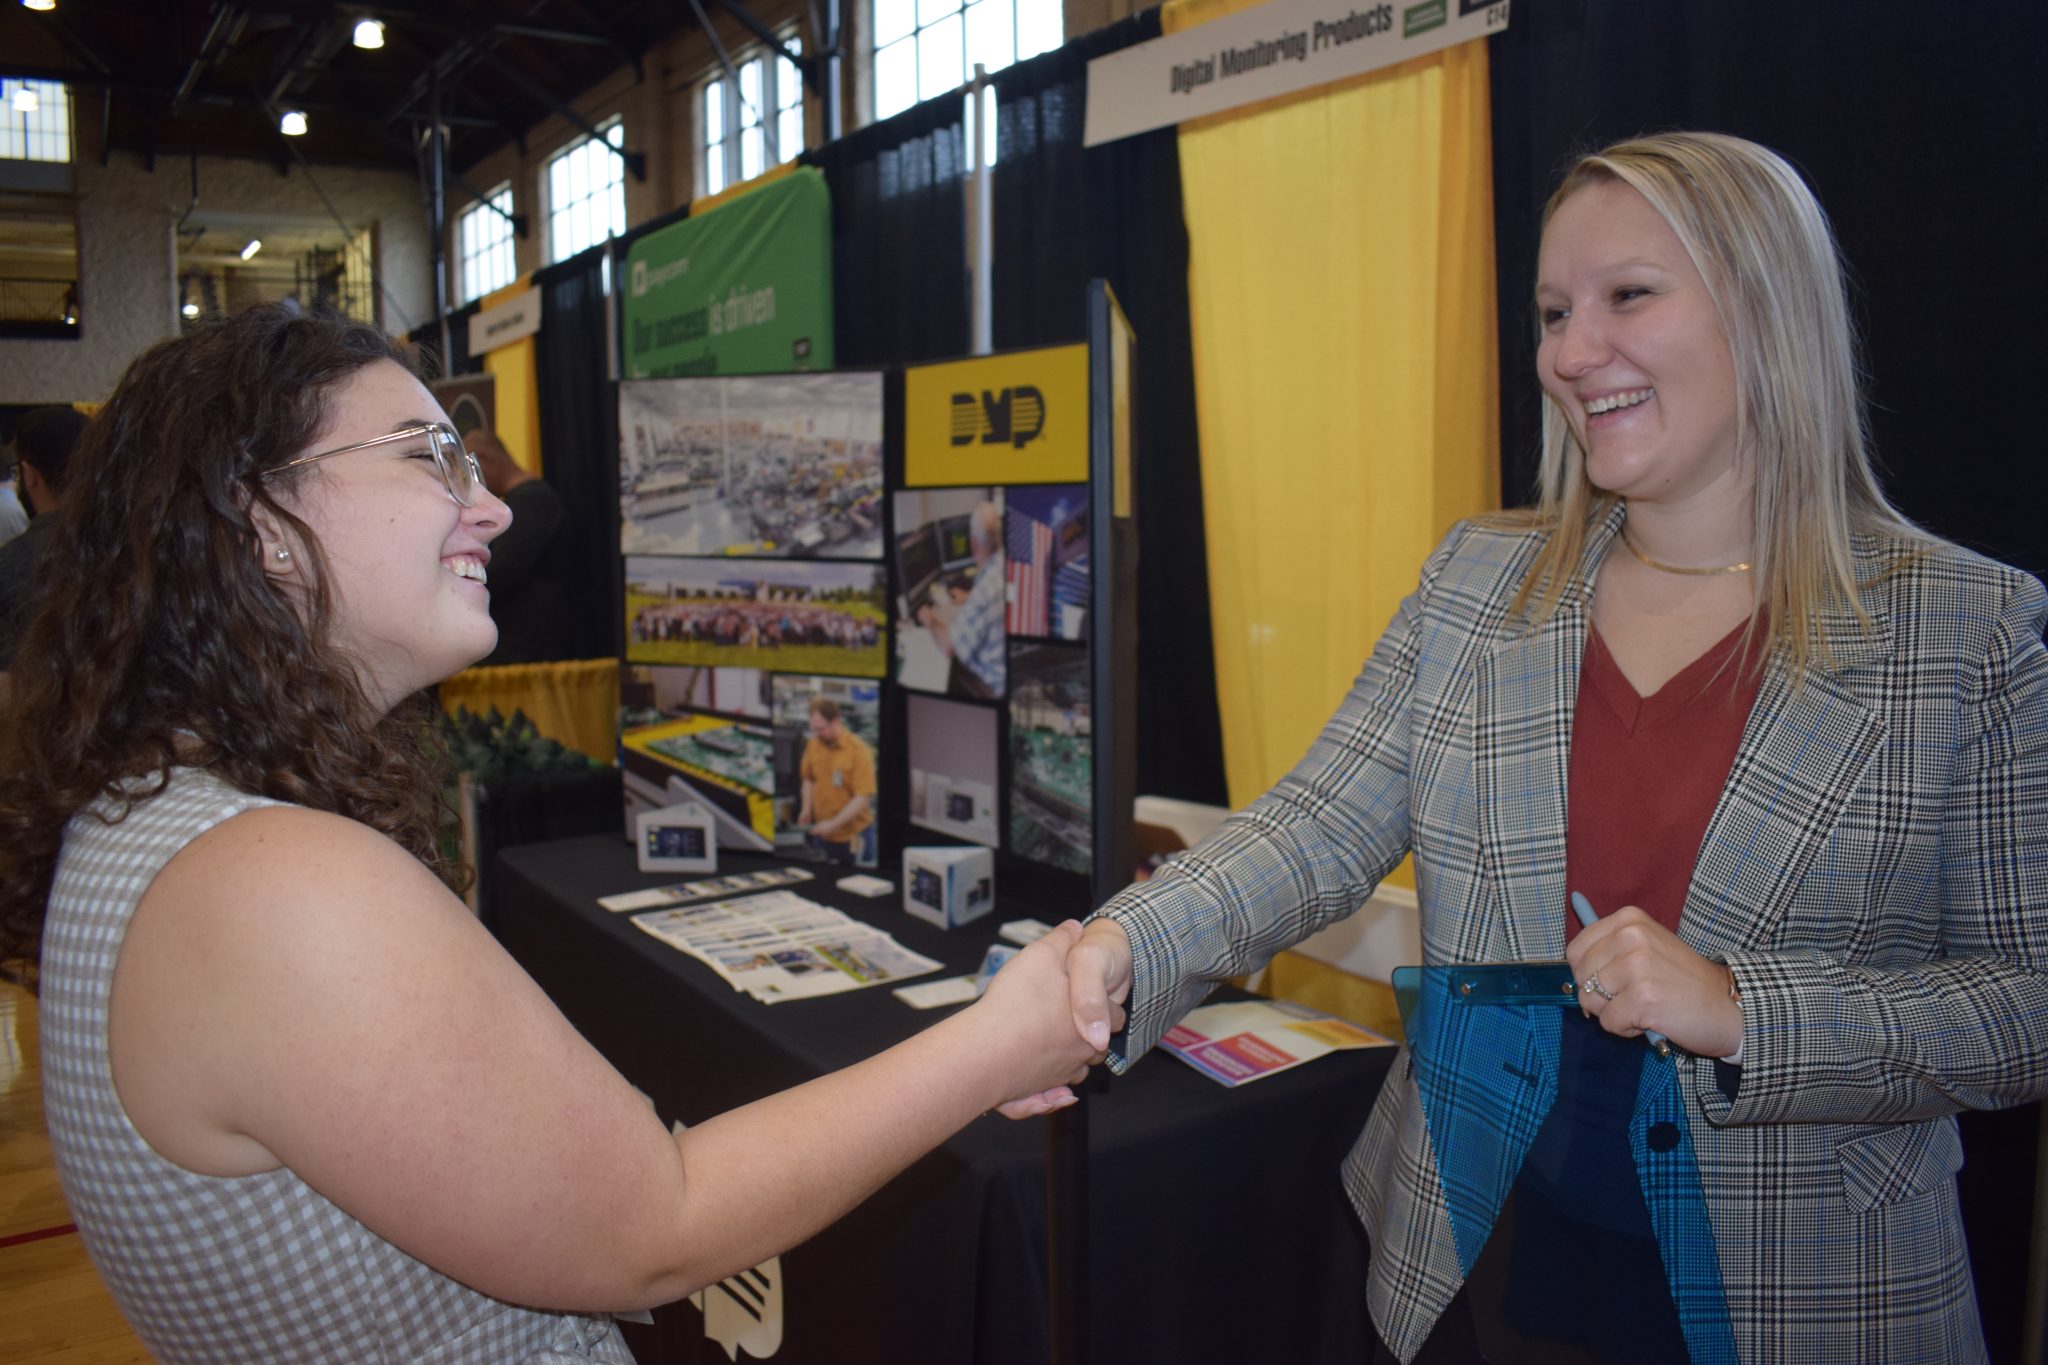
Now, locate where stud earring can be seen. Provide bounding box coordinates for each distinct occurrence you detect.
[274,548,291,562]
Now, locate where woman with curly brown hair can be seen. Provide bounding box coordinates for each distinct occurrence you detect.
[0,303,1097,1362]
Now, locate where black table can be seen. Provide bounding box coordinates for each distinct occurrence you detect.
[493,836,1395,1365]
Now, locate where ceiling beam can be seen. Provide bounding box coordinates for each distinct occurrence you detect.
[171,2,248,116]
[472,45,646,181]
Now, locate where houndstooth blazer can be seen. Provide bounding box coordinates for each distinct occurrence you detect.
[1101,504,2048,1364]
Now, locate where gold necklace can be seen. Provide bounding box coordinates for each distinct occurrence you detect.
[1619,525,1752,576]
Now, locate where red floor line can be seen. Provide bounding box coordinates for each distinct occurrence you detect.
[0,1222,78,1250]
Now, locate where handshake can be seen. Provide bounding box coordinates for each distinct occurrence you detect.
[966,918,1138,1120]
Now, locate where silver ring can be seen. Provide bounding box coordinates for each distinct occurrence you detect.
[1583,973,1613,1002]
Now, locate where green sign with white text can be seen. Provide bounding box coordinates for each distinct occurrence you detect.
[621,168,835,379]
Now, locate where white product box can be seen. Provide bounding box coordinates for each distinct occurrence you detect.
[901,845,996,930]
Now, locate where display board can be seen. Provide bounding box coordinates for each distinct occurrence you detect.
[613,284,1138,898]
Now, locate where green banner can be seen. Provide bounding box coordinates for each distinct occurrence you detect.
[621,168,835,379]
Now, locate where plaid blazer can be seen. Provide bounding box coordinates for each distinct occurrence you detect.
[1102,506,2048,1363]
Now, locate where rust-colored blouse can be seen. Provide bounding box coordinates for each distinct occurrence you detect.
[1566,618,1765,939]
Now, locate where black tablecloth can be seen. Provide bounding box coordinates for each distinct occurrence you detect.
[493,836,1395,1365]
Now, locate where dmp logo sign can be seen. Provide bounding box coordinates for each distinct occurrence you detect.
[950,387,1047,448]
[904,343,1088,487]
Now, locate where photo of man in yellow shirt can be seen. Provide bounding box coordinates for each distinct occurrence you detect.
[797,695,877,865]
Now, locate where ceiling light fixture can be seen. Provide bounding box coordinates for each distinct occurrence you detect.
[21,0,59,13]
[240,239,263,261]
[279,109,308,136]
[353,18,385,49]
[11,87,38,113]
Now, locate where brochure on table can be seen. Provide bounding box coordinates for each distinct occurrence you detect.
[629,888,943,1004]
[1161,999,1395,1087]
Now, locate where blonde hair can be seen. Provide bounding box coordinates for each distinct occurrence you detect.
[1505,131,1921,678]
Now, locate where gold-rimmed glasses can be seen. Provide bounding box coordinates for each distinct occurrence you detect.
[266,421,485,507]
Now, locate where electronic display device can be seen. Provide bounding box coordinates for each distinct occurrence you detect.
[635,802,719,874]
[936,513,974,568]
[896,523,942,608]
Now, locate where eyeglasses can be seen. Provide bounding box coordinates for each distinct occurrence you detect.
[267,421,485,507]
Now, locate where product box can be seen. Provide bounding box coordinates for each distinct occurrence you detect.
[901,845,996,929]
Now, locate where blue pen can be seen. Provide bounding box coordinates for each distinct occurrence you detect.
[1570,891,1671,1056]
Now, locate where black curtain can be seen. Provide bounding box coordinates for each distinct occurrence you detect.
[990,12,1225,806]
[810,95,974,366]
[406,302,482,381]
[1488,9,2047,1360]
[809,15,1226,805]
[1487,2,2048,586]
[531,244,622,661]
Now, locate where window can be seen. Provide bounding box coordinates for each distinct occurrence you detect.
[0,79,72,163]
[871,0,1060,123]
[702,40,806,198]
[456,184,517,304]
[546,119,627,264]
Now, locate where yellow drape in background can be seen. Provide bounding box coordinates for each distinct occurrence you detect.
[438,659,620,764]
[478,277,543,476]
[1166,14,1500,853]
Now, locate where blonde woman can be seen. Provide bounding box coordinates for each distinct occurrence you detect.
[1063,132,2047,1361]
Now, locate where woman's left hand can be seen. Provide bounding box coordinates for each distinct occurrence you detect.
[1565,906,1742,1058]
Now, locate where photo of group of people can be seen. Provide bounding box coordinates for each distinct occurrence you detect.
[619,665,882,869]
[1008,642,1092,875]
[619,374,884,560]
[626,556,887,677]
[892,489,1006,700]
[1004,485,1089,642]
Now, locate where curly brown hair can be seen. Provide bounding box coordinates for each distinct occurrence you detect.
[0,303,468,981]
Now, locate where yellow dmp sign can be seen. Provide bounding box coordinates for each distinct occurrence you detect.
[904,343,1090,487]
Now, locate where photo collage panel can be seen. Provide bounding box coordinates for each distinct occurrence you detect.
[618,375,887,870]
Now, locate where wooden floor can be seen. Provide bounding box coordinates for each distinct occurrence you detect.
[0,981,150,1362]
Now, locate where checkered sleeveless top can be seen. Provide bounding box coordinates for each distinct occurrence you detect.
[39,766,636,1363]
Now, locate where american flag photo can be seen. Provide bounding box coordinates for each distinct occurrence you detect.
[1004,485,1089,641]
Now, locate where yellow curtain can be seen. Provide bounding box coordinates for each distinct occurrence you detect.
[478,277,543,476]
[1167,12,1501,857]
[438,658,620,764]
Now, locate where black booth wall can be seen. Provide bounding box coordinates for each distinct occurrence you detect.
[810,11,1229,808]
[989,15,1226,810]
[530,246,624,663]
[1487,2,2048,585]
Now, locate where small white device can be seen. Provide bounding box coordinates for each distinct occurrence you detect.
[901,845,996,929]
[634,802,718,874]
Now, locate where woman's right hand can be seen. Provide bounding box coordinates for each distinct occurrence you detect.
[970,921,1100,1118]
